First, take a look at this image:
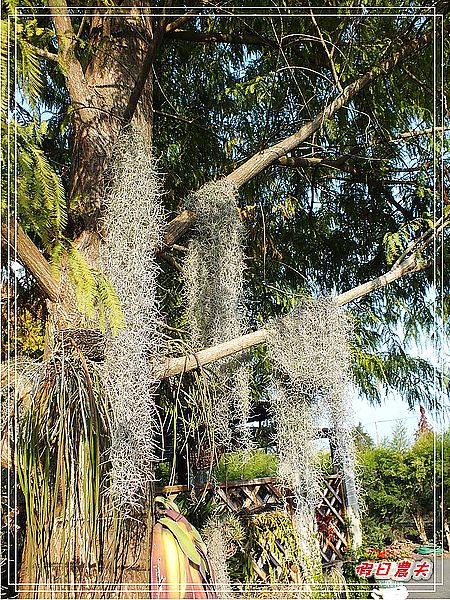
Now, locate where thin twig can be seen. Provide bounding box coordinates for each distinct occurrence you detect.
[310,11,343,93]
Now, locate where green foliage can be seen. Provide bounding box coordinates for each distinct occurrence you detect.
[350,302,445,408]
[4,3,448,413]
[384,218,426,265]
[358,426,450,547]
[213,450,278,482]
[229,511,301,583]
[67,245,125,335]
[1,120,66,255]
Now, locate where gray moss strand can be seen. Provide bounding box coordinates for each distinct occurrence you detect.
[102,129,164,513]
[183,180,253,449]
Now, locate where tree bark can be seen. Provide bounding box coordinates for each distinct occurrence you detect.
[18,5,160,597]
[67,11,155,236]
[1,222,60,302]
[412,513,429,544]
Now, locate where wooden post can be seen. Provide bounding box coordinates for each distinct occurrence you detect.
[329,432,363,549]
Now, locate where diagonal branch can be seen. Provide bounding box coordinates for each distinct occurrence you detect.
[165,11,198,33]
[27,44,58,62]
[48,0,94,121]
[158,252,434,379]
[310,11,343,93]
[123,19,166,124]
[161,27,440,246]
[1,222,60,301]
[225,25,437,189]
[163,210,196,246]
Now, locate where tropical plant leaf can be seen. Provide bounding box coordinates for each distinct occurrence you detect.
[159,517,202,565]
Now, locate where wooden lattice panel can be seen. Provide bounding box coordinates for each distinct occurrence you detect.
[157,475,349,581]
[316,475,348,562]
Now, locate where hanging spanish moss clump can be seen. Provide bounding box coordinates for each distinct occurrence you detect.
[102,128,165,513]
[266,297,357,584]
[184,180,253,449]
[202,513,244,600]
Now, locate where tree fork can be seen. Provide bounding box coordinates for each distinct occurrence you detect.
[162,25,441,247]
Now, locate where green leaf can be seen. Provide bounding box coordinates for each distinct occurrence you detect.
[154,496,180,512]
[159,517,202,565]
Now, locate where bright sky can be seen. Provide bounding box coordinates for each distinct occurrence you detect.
[352,393,421,445]
[351,331,449,445]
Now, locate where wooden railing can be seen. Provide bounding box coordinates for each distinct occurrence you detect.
[157,474,348,581]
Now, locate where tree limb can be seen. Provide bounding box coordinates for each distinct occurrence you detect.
[165,11,197,33]
[395,126,450,140]
[225,26,437,189]
[1,222,60,301]
[157,252,434,379]
[27,44,58,62]
[1,212,194,302]
[163,209,196,246]
[310,11,343,93]
[48,0,95,122]
[123,18,166,124]
[47,0,75,48]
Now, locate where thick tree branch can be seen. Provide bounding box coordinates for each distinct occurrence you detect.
[48,0,94,121]
[27,44,58,62]
[161,28,440,248]
[123,19,166,125]
[165,11,197,33]
[163,210,196,246]
[1,223,60,301]
[158,253,433,379]
[225,26,436,189]
[159,255,430,378]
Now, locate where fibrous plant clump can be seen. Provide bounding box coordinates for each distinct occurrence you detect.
[14,355,116,586]
[202,513,244,599]
[267,297,356,490]
[184,180,245,348]
[102,128,165,513]
[266,297,358,584]
[1,359,38,432]
[184,180,253,449]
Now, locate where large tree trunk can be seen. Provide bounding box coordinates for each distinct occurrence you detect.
[412,513,428,545]
[18,7,158,598]
[69,11,154,236]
